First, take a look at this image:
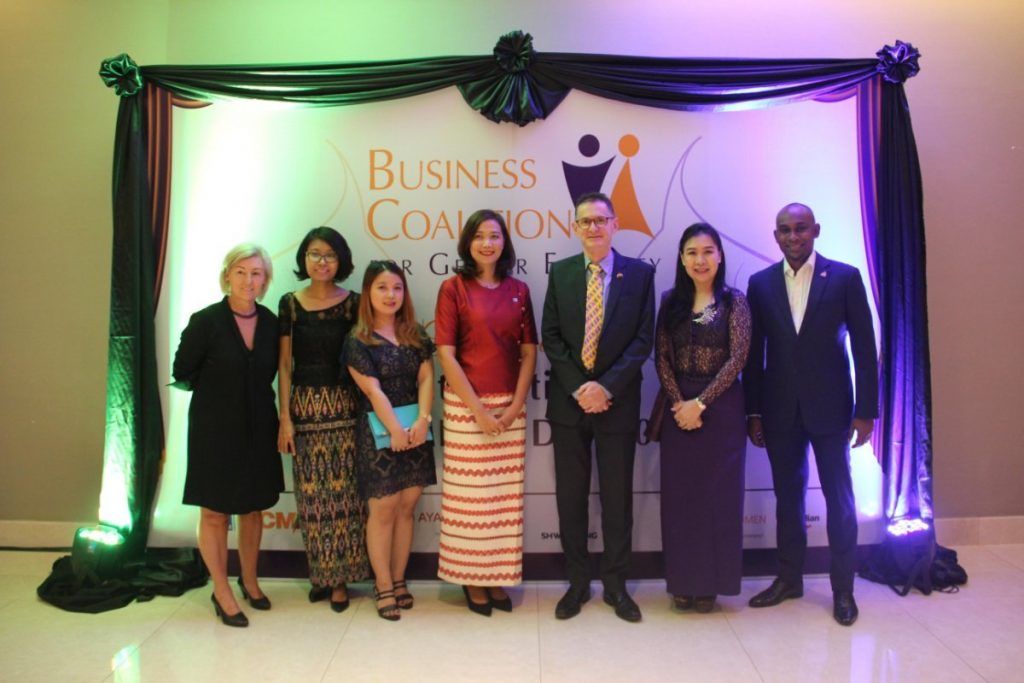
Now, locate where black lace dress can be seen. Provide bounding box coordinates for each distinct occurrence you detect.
[655,288,751,597]
[343,329,437,499]
[279,292,369,586]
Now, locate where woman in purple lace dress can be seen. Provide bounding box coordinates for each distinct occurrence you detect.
[655,223,751,614]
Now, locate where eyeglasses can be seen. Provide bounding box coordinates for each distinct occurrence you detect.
[306,251,338,264]
[575,215,614,229]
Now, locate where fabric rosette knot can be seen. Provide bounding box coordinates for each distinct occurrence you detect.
[875,41,921,84]
[494,30,536,74]
[458,30,568,126]
[99,54,144,97]
[493,30,536,73]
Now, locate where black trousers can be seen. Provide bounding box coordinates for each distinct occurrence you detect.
[764,423,858,593]
[551,417,637,592]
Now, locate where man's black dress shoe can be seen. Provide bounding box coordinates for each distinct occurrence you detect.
[603,590,642,623]
[554,585,591,620]
[833,591,858,626]
[748,578,804,608]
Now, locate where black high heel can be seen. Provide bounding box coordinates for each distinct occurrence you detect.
[309,585,331,603]
[330,584,350,613]
[237,577,271,610]
[488,588,513,613]
[393,579,414,610]
[211,593,249,627]
[672,595,695,611]
[694,595,717,613]
[463,586,492,617]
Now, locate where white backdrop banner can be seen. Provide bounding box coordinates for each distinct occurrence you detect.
[151,87,883,553]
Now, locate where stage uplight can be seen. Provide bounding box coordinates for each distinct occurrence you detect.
[71,524,127,580]
[886,517,930,538]
[868,516,935,592]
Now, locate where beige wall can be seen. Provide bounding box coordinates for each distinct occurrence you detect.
[0,1,169,523]
[1,0,1021,525]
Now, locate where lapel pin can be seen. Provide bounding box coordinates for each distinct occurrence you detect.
[615,272,623,278]
[820,271,827,278]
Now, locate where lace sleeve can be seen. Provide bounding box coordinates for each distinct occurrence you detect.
[654,301,685,405]
[697,292,752,406]
[278,293,293,337]
[344,336,377,378]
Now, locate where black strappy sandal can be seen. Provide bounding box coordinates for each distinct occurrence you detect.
[393,579,414,610]
[374,586,401,621]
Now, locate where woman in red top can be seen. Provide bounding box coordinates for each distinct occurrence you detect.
[435,210,538,616]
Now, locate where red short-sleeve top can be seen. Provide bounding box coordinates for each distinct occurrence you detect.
[433,275,538,395]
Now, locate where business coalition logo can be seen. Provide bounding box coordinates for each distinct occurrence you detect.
[564,131,776,266]
[562,133,653,238]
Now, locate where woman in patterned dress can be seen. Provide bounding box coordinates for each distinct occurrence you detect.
[278,227,369,612]
[434,210,538,616]
[654,223,751,614]
[345,260,436,621]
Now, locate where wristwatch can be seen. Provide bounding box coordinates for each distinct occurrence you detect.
[417,413,432,424]
[694,397,707,411]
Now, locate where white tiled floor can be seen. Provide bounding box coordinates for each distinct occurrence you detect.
[1,547,1021,682]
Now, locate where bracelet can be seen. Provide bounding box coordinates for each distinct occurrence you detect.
[694,397,707,411]
[417,414,432,424]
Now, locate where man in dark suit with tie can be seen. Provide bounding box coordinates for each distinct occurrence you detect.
[542,191,655,622]
[744,202,878,626]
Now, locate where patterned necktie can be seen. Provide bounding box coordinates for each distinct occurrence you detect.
[582,262,604,371]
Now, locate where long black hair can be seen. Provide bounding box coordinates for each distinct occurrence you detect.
[454,209,516,280]
[664,223,733,327]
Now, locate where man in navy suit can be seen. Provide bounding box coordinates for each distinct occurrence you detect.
[744,203,878,626]
[542,191,655,622]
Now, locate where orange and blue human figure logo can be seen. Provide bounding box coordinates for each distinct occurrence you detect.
[561,133,653,237]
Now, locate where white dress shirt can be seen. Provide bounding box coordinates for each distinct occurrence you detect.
[783,251,816,333]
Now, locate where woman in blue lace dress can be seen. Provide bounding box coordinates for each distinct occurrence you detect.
[345,260,436,621]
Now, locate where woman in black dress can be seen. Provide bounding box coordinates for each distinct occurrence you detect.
[172,243,284,627]
[278,228,369,612]
[655,224,751,614]
[345,260,436,621]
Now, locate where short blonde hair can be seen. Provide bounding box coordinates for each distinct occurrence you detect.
[219,243,273,300]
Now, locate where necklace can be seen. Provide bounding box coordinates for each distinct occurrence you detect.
[232,308,258,319]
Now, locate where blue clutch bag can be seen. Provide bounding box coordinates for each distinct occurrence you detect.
[367,404,433,450]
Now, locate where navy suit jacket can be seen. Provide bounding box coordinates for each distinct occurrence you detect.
[541,249,655,431]
[744,254,878,435]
